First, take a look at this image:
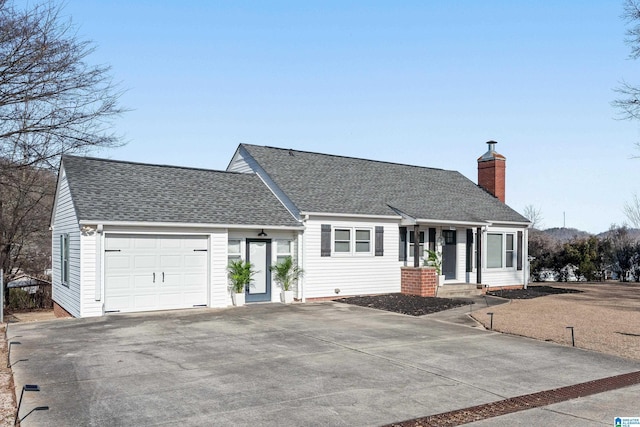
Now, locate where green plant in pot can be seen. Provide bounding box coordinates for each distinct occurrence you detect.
[270,256,304,304]
[424,249,445,286]
[227,260,255,306]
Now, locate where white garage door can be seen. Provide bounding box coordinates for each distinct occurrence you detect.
[104,235,208,313]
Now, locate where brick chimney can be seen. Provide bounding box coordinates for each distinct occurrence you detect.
[477,140,506,202]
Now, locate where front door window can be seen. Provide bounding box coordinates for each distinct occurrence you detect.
[246,239,271,302]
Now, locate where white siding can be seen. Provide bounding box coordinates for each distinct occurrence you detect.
[51,167,82,317]
[80,230,102,317]
[210,230,229,307]
[227,151,253,174]
[226,230,300,303]
[302,217,400,298]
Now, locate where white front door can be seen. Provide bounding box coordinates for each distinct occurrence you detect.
[104,235,208,313]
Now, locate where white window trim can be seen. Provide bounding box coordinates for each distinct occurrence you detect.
[486,232,516,270]
[60,234,70,287]
[275,239,294,262]
[332,227,373,256]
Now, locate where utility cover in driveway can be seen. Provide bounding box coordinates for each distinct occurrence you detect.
[104,234,208,313]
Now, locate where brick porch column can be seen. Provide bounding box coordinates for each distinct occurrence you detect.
[401,267,438,297]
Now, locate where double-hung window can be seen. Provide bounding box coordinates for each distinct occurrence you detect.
[228,239,242,263]
[334,229,351,253]
[60,234,70,286]
[487,233,516,269]
[333,227,372,255]
[355,229,371,253]
[275,240,293,264]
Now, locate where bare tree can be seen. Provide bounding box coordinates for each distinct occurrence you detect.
[523,204,544,230]
[624,193,640,228]
[614,1,640,123]
[0,1,125,299]
[0,0,125,171]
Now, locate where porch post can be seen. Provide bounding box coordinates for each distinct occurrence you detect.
[476,227,482,284]
[413,225,420,267]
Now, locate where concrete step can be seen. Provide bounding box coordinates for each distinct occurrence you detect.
[436,284,483,299]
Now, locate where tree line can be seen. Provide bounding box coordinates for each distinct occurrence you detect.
[529,226,640,282]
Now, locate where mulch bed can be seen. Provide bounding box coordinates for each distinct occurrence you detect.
[335,293,471,316]
[486,285,583,300]
[336,286,583,317]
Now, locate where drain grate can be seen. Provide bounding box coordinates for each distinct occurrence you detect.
[385,370,640,427]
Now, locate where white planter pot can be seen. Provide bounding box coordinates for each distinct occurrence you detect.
[281,290,294,304]
[232,292,245,306]
[438,275,446,286]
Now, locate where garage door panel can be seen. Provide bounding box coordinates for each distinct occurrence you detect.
[160,255,182,268]
[105,235,208,313]
[184,254,206,268]
[134,295,158,310]
[133,255,156,269]
[105,255,131,270]
[133,237,159,249]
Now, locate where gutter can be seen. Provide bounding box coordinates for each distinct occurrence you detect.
[78,220,305,230]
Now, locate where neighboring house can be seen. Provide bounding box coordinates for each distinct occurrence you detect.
[7,275,51,294]
[51,141,530,317]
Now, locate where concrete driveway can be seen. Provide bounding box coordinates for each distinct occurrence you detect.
[9,302,640,426]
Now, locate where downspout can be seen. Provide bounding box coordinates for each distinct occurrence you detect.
[299,217,307,302]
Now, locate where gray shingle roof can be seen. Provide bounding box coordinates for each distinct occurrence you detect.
[62,156,301,227]
[241,144,529,224]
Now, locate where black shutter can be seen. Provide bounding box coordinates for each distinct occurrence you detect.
[375,226,384,256]
[399,227,407,261]
[517,230,523,271]
[321,224,331,257]
[428,228,436,252]
[466,229,474,272]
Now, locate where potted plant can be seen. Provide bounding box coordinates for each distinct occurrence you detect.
[270,256,304,304]
[425,249,445,286]
[227,260,255,306]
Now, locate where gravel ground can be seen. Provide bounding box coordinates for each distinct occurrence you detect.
[0,326,16,427]
[473,282,640,361]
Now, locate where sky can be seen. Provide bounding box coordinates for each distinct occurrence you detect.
[59,1,640,234]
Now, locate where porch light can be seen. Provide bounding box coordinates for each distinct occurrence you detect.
[258,229,267,237]
[437,235,445,246]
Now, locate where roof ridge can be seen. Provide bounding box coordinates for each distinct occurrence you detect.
[240,143,449,172]
[63,155,247,175]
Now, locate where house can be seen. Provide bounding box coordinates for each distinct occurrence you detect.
[51,141,530,317]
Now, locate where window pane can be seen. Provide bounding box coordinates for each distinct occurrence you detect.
[276,240,291,254]
[355,242,370,252]
[277,255,289,264]
[355,230,370,241]
[335,229,350,241]
[334,241,350,252]
[506,234,514,267]
[228,240,241,254]
[506,234,514,250]
[409,231,425,244]
[487,234,503,268]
